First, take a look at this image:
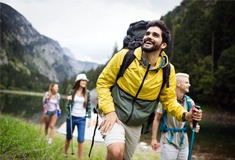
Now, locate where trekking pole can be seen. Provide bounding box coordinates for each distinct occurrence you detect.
[38,103,46,138]
[88,107,99,157]
[188,105,201,160]
[69,102,75,155]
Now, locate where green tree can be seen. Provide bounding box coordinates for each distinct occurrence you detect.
[214,43,235,109]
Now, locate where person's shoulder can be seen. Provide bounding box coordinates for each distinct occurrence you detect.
[185,94,192,100]
[168,62,174,69]
[109,48,129,64]
[57,93,61,98]
[116,48,129,57]
[185,94,195,106]
[119,48,129,53]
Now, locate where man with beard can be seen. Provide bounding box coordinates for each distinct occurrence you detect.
[96,20,202,160]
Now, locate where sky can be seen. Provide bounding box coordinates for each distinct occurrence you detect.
[1,0,182,64]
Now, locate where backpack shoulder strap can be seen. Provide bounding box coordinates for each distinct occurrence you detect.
[185,95,193,111]
[157,63,171,101]
[160,110,167,131]
[161,63,171,90]
[116,49,135,81]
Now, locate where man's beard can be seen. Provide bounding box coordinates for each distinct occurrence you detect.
[141,38,161,53]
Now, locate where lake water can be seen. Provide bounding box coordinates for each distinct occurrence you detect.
[0,93,68,126]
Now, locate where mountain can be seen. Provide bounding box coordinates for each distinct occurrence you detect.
[0,2,99,83]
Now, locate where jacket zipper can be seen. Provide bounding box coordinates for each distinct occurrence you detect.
[124,64,151,124]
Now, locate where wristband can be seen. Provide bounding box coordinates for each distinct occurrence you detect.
[182,112,187,122]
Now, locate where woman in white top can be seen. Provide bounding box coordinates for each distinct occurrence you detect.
[64,73,91,160]
[42,83,60,144]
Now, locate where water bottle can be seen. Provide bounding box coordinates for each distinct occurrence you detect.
[57,110,61,117]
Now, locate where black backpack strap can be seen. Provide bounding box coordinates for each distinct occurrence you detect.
[157,63,171,102]
[161,63,171,91]
[116,49,135,82]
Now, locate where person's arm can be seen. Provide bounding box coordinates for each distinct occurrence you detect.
[66,90,73,111]
[86,91,91,119]
[42,92,49,105]
[160,64,202,122]
[96,49,128,133]
[86,91,92,127]
[96,49,127,114]
[57,93,61,110]
[151,111,162,151]
[160,64,187,121]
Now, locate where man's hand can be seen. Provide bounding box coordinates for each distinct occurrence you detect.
[186,106,202,122]
[99,112,120,134]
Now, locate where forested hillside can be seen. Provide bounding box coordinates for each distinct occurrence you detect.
[160,0,235,110]
[81,0,235,111]
[0,3,99,92]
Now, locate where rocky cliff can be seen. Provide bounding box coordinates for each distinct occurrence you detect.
[0,3,99,82]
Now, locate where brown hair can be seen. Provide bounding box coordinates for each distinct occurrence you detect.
[146,20,171,45]
[72,80,88,108]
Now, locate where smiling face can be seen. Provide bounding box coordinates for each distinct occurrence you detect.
[79,80,87,88]
[177,76,191,94]
[51,84,59,94]
[141,26,167,53]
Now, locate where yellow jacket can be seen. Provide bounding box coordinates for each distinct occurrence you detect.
[96,47,186,125]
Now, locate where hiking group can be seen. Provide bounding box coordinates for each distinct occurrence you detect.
[40,19,202,160]
[96,19,202,160]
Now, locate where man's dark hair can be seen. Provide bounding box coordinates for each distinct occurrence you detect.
[146,20,171,45]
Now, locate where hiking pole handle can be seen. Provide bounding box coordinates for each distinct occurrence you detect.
[193,105,201,128]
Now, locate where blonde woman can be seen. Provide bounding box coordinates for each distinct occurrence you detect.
[42,83,60,144]
[64,73,91,160]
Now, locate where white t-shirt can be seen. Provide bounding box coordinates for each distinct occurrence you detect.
[71,95,86,117]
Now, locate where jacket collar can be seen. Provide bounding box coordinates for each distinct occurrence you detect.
[134,47,169,71]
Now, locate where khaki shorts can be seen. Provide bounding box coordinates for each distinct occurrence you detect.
[100,120,142,160]
[160,142,189,160]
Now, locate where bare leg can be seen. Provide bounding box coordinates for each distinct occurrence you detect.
[44,117,50,136]
[78,142,83,160]
[49,114,58,140]
[107,142,125,160]
[64,139,70,156]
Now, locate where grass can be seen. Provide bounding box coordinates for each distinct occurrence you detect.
[0,115,160,160]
